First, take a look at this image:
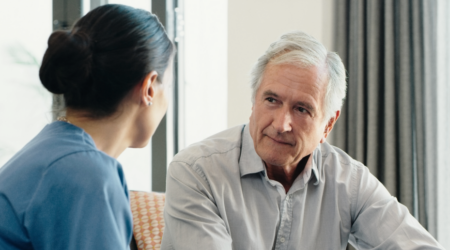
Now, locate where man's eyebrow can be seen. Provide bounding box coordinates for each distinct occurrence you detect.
[262,90,279,98]
[263,90,315,112]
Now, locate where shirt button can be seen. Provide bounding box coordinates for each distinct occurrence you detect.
[285,196,290,201]
[280,237,285,242]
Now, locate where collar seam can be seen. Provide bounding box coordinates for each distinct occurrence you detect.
[171,145,241,168]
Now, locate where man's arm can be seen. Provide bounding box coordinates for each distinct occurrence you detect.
[349,162,443,249]
[161,161,232,250]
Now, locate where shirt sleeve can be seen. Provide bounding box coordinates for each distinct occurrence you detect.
[349,162,444,249]
[161,161,233,250]
[24,151,133,250]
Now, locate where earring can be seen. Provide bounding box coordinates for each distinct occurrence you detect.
[148,102,153,106]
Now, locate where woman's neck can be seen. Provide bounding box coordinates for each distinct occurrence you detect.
[64,108,135,159]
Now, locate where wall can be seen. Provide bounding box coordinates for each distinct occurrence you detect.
[227,0,334,128]
[183,0,228,148]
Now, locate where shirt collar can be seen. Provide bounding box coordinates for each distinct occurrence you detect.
[238,124,321,185]
[239,125,266,177]
[304,150,320,185]
[309,149,320,185]
[50,121,97,149]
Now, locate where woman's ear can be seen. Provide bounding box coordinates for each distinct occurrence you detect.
[140,71,158,106]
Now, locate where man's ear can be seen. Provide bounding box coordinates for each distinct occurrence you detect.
[249,105,255,121]
[320,110,340,143]
[140,71,158,106]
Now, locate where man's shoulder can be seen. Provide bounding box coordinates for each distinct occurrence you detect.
[317,142,368,177]
[172,125,245,166]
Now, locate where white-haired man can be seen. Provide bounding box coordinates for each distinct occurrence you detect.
[161,31,443,249]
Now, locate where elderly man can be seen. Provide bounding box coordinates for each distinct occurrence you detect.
[161,31,442,249]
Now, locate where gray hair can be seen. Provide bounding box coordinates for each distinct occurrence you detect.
[250,31,347,121]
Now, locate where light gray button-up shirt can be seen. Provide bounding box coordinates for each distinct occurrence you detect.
[161,125,443,250]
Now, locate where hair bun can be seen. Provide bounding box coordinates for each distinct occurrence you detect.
[39,30,93,95]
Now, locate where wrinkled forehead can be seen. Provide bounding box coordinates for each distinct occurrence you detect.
[264,58,329,91]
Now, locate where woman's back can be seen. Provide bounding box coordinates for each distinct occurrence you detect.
[0,121,132,249]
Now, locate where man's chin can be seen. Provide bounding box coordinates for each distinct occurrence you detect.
[256,146,287,160]
[261,156,294,168]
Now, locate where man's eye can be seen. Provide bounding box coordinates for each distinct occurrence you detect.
[266,97,276,103]
[297,107,308,113]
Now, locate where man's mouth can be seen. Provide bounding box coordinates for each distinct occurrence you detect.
[266,135,293,146]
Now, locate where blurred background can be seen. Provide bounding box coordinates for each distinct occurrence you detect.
[0,0,448,248]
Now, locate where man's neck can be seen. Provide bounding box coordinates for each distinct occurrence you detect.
[265,155,310,193]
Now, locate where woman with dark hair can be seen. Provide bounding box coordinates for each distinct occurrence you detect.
[0,4,174,249]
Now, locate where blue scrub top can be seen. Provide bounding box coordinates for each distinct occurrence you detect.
[0,121,133,250]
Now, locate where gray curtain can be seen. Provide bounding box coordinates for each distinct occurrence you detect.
[436,0,450,246]
[330,0,439,247]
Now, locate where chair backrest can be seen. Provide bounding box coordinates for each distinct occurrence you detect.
[129,191,166,250]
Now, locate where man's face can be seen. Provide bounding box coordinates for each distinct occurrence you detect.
[249,62,332,169]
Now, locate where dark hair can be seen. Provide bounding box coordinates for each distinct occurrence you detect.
[39,4,174,118]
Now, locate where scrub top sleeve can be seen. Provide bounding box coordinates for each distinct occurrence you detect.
[24,150,133,250]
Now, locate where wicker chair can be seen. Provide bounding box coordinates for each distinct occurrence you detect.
[129,191,166,250]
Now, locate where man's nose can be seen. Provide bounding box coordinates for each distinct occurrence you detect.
[272,109,292,133]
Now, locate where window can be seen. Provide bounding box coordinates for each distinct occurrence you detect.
[0,0,52,167]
